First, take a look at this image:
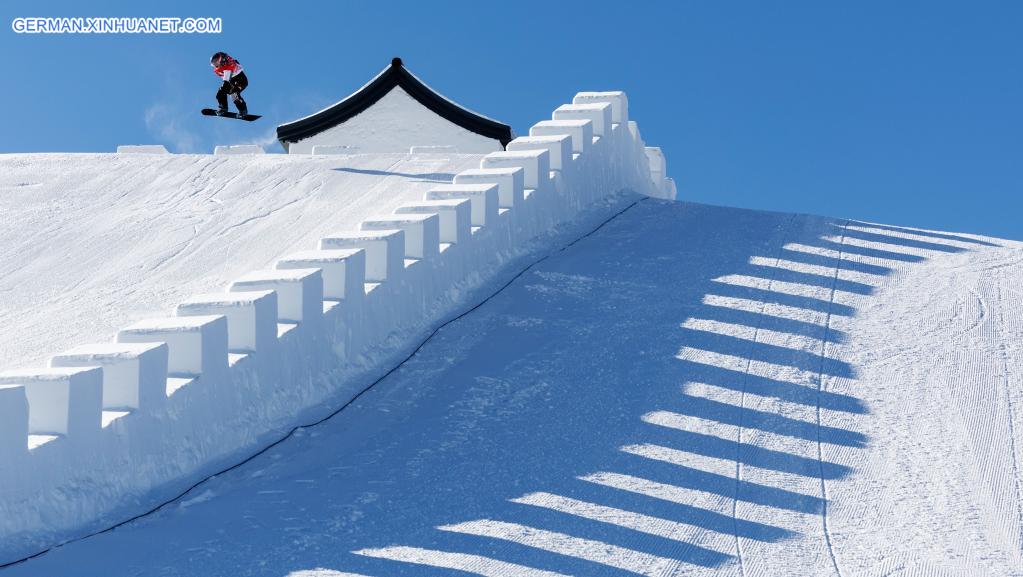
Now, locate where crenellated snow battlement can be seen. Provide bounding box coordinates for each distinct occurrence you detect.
[0,91,676,561]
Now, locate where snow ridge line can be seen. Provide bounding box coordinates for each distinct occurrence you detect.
[815,219,850,577]
[730,212,800,577]
[0,198,647,571]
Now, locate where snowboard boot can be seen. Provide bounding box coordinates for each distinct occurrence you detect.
[233,95,248,117]
[216,105,229,116]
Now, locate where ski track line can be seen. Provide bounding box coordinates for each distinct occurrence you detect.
[950,252,1023,563]
[815,219,849,577]
[730,212,800,577]
[155,156,404,275]
[0,196,646,572]
[146,159,252,274]
[200,162,260,201]
[148,222,201,274]
[957,284,988,338]
[177,156,221,204]
[939,259,1019,562]
[213,191,312,239]
[995,271,1023,555]
[876,564,907,577]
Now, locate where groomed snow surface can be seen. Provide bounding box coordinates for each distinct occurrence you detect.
[3,200,1020,576]
[0,152,482,370]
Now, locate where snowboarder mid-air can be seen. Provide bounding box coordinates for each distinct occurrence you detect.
[210,51,248,116]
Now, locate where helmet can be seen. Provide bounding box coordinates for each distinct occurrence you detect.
[210,52,227,67]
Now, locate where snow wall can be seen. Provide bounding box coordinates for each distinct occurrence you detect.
[0,91,676,561]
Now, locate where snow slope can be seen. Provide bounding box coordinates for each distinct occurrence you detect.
[5,200,1020,577]
[0,91,667,559]
[0,152,482,370]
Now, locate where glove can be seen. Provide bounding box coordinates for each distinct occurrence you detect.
[221,80,233,93]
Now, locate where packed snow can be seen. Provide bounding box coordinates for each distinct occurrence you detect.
[0,152,482,371]
[0,97,660,559]
[4,200,1020,576]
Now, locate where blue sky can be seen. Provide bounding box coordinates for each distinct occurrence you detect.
[1,1,1020,239]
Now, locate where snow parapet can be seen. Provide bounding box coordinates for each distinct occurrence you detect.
[0,90,676,560]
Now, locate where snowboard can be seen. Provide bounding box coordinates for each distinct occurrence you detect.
[201,109,261,121]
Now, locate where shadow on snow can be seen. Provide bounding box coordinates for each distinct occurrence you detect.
[8,201,980,577]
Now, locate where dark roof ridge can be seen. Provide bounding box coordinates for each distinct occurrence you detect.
[276,57,513,150]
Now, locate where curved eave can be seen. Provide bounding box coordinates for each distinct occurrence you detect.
[276,58,513,150]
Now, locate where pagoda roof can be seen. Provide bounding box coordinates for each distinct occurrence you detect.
[276,57,513,150]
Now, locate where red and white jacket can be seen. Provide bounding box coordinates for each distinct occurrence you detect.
[212,55,243,82]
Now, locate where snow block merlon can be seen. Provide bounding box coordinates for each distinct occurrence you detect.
[553,103,613,138]
[0,385,29,457]
[176,291,278,355]
[529,120,594,154]
[229,269,323,326]
[213,145,265,155]
[394,200,472,245]
[506,135,572,172]
[644,146,674,199]
[277,249,366,302]
[320,230,405,283]
[0,367,103,442]
[480,150,551,191]
[645,146,666,178]
[361,213,441,260]
[573,91,629,125]
[409,145,457,154]
[425,184,500,228]
[453,168,525,210]
[628,121,643,146]
[116,145,169,154]
[116,316,229,380]
[311,145,360,155]
[49,342,168,412]
[663,178,678,201]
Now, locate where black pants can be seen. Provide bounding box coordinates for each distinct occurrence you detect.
[216,72,248,113]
